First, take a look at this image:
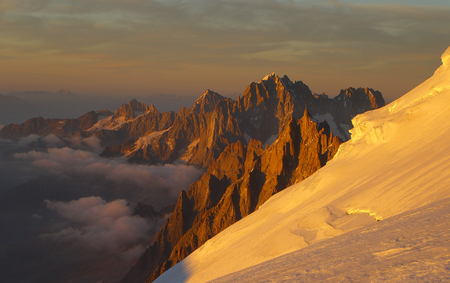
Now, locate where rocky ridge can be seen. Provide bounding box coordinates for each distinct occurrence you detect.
[0,109,113,139]
[117,74,384,283]
[0,75,383,163]
[121,108,341,283]
[101,74,384,168]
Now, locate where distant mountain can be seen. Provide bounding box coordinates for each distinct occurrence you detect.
[0,94,40,125]
[0,90,123,125]
[0,109,113,139]
[0,90,198,125]
[152,47,450,283]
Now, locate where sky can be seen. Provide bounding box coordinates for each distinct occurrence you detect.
[1,0,449,102]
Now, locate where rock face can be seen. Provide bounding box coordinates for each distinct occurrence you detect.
[101,74,384,167]
[121,108,341,283]
[0,110,113,139]
[117,75,384,283]
[0,98,176,148]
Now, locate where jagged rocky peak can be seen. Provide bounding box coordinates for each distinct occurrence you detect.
[120,107,343,283]
[95,109,114,116]
[336,87,385,110]
[111,99,155,121]
[239,73,313,109]
[260,73,294,87]
[193,89,227,114]
[260,73,305,89]
[261,72,280,82]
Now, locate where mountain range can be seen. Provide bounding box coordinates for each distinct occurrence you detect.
[0,91,199,126]
[1,73,384,166]
[0,74,385,283]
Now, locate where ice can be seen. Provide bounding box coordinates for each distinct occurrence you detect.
[126,128,171,155]
[312,113,348,140]
[243,133,252,144]
[263,134,277,147]
[178,139,200,163]
[261,72,277,81]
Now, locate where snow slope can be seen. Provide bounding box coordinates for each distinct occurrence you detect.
[155,46,450,283]
[124,128,171,156]
[212,197,450,282]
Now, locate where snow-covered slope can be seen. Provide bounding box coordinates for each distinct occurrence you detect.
[155,46,450,283]
[212,197,450,282]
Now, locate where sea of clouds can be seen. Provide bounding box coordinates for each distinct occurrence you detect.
[0,134,205,282]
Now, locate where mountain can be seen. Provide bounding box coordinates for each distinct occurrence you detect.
[211,197,450,282]
[120,109,341,282]
[119,76,384,282]
[0,91,126,125]
[153,46,450,282]
[85,99,176,145]
[101,90,227,165]
[102,74,384,167]
[1,75,383,167]
[0,99,176,147]
[0,109,113,139]
[0,90,197,125]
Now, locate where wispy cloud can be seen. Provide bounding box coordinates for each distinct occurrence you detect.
[2,134,203,208]
[13,145,204,206]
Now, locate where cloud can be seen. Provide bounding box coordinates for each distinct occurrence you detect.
[43,135,104,152]
[42,134,65,147]
[2,1,448,59]
[16,134,40,146]
[67,135,103,152]
[120,244,147,262]
[42,196,150,261]
[1,136,202,279]
[0,0,448,100]
[13,146,204,206]
[6,133,103,152]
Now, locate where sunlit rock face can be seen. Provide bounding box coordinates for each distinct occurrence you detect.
[118,74,383,283]
[99,74,383,168]
[121,109,341,283]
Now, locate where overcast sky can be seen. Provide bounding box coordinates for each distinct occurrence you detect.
[1,0,449,102]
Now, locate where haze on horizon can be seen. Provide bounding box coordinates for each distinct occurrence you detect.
[1,0,449,102]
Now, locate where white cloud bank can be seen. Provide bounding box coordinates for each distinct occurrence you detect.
[13,146,204,205]
[14,134,103,152]
[43,196,150,261]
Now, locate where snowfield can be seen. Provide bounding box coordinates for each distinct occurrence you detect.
[212,197,450,282]
[155,46,450,283]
